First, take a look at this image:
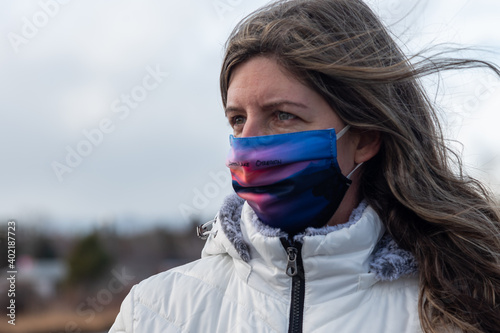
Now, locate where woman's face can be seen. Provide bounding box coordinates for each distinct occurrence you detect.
[225,55,381,226]
[225,56,357,179]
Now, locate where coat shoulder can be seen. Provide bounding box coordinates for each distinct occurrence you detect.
[110,254,239,332]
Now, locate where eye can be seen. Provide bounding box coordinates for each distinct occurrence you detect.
[277,111,296,121]
[230,115,246,127]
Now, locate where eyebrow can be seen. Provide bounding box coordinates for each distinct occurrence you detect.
[224,100,308,115]
[224,106,242,115]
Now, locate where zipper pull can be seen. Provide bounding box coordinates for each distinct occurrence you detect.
[286,247,298,277]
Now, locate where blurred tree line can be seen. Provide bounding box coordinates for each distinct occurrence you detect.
[0,219,206,332]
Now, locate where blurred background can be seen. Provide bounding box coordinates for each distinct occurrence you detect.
[0,0,499,332]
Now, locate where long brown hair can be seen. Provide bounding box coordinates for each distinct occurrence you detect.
[220,0,500,332]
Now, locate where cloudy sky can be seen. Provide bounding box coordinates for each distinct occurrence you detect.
[1,0,499,233]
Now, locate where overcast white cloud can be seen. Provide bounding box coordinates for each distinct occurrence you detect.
[1,0,499,233]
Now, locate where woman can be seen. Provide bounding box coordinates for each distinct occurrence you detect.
[110,0,500,332]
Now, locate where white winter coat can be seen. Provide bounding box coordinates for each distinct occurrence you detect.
[110,195,422,332]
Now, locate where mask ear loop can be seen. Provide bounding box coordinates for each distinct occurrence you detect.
[336,124,362,179]
[346,162,363,180]
[336,125,351,140]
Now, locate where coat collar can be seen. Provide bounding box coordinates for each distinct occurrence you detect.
[201,194,417,282]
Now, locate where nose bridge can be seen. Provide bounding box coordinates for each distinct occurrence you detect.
[241,111,265,137]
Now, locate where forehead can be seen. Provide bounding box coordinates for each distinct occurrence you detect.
[227,56,314,104]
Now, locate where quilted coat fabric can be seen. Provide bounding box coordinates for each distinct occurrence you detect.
[109,195,421,332]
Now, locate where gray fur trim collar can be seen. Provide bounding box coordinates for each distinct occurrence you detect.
[217,194,417,281]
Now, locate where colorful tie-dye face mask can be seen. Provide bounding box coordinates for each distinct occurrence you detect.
[226,126,357,234]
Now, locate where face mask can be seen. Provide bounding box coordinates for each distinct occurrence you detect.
[226,126,361,234]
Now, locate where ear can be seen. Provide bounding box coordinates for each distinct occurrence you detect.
[353,130,381,164]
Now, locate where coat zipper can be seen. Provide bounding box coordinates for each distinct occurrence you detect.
[280,238,305,333]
